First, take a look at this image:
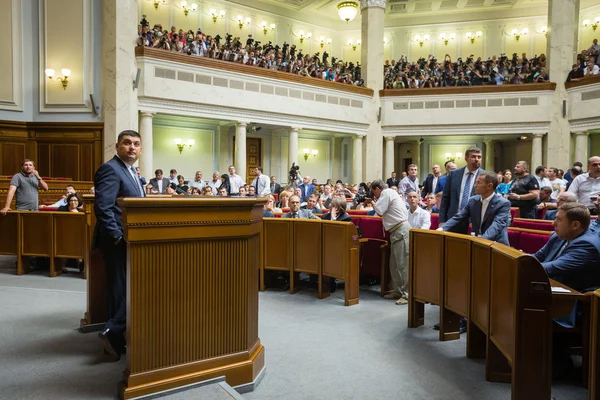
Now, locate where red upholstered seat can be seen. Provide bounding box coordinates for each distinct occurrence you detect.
[351,217,360,227]
[273,194,278,202]
[273,213,282,218]
[357,217,388,281]
[430,213,439,229]
[347,210,369,215]
[39,207,58,212]
[508,229,521,249]
[359,217,385,240]
[512,219,554,232]
[537,208,547,220]
[281,208,290,213]
[519,231,551,254]
[510,207,520,220]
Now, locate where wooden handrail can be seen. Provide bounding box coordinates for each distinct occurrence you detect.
[135,46,375,97]
[564,74,600,89]
[379,82,557,97]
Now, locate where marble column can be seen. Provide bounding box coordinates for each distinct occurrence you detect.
[235,122,247,180]
[531,133,545,170]
[384,136,395,179]
[546,0,580,170]
[102,0,139,161]
[353,134,365,184]
[270,132,281,182]
[138,111,155,179]
[360,0,386,180]
[331,136,340,182]
[484,139,495,172]
[289,127,299,168]
[573,131,590,164]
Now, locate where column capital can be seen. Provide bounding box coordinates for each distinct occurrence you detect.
[384,136,395,141]
[360,0,387,10]
[289,126,301,132]
[573,130,590,136]
[236,121,249,127]
[532,132,546,138]
[355,133,367,138]
[139,111,156,118]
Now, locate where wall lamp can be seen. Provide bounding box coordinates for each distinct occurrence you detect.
[181,1,197,16]
[174,138,195,154]
[237,15,251,29]
[466,31,482,43]
[413,34,429,47]
[440,32,455,45]
[512,28,528,41]
[45,68,71,90]
[299,31,312,43]
[539,26,548,37]
[319,36,332,48]
[445,152,462,162]
[153,0,168,10]
[261,21,276,34]
[583,17,600,31]
[303,148,318,161]
[348,39,361,51]
[210,8,225,23]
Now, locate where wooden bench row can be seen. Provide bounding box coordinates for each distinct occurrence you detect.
[262,218,360,306]
[409,228,598,400]
[0,179,94,208]
[0,211,90,277]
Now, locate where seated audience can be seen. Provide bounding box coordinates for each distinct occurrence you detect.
[58,193,83,212]
[264,195,281,214]
[208,171,222,195]
[202,187,213,196]
[189,187,201,196]
[356,198,374,211]
[188,171,206,190]
[536,186,557,217]
[566,63,584,82]
[301,193,321,214]
[248,186,256,197]
[322,197,352,222]
[422,193,437,213]
[148,169,170,194]
[40,185,76,208]
[239,187,247,197]
[174,175,188,194]
[567,156,600,215]
[440,171,510,245]
[218,187,228,196]
[533,203,600,292]
[277,191,291,209]
[544,192,577,221]
[282,195,320,219]
[319,184,333,209]
[168,169,178,184]
[407,192,431,229]
[219,173,231,195]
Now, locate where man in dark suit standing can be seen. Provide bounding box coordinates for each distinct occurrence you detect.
[422,164,442,199]
[386,171,399,189]
[94,130,145,360]
[147,169,171,194]
[270,176,281,196]
[438,146,484,231]
[440,171,510,245]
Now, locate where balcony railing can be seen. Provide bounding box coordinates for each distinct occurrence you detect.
[379,83,556,97]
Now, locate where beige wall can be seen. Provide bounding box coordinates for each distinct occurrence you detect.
[0,0,13,104]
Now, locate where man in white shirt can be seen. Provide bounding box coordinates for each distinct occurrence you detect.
[568,156,600,212]
[371,179,410,305]
[407,192,431,229]
[251,166,271,196]
[168,169,178,185]
[208,171,221,195]
[188,171,206,191]
[399,164,419,198]
[547,167,566,199]
[228,165,245,196]
[534,165,551,189]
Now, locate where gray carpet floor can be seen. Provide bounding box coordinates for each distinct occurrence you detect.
[0,255,587,400]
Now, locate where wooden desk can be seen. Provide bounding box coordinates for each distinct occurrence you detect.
[590,290,600,400]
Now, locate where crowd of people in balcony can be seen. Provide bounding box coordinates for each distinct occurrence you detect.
[567,39,600,82]
[137,17,364,87]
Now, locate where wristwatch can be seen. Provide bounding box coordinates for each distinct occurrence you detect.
[517,195,521,200]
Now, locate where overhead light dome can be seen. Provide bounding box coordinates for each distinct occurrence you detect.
[337,1,359,23]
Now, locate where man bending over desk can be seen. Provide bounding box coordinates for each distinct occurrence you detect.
[533,203,600,292]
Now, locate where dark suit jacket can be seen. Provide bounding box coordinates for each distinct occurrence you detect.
[386,178,400,188]
[421,174,439,198]
[543,210,558,221]
[534,229,600,291]
[270,183,281,196]
[322,211,352,222]
[148,177,171,193]
[298,183,315,202]
[443,194,510,245]
[93,156,144,247]
[439,167,483,231]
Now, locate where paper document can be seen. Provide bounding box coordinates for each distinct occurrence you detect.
[551,287,571,293]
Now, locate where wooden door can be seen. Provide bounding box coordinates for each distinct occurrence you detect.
[246,138,261,184]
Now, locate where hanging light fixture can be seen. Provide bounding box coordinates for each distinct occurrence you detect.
[337,1,359,23]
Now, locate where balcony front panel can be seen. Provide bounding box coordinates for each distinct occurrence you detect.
[567,77,600,124]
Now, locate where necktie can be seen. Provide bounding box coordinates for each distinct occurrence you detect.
[461,172,473,209]
[131,167,144,197]
[255,176,260,195]
[293,213,297,218]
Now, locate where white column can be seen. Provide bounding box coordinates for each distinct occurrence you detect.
[288,127,299,167]
[573,131,590,164]
[353,134,364,184]
[361,0,386,180]
[102,0,139,161]
[384,136,395,179]
[235,122,247,181]
[331,136,340,182]
[531,133,545,170]
[138,112,155,179]
[484,139,495,172]
[546,0,579,170]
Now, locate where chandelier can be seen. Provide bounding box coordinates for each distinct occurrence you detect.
[337,1,359,23]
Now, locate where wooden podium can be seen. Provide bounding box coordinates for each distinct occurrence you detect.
[115,197,265,399]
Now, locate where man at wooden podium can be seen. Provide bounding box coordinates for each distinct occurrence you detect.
[93,130,145,360]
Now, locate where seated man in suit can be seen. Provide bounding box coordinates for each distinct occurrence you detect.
[147,169,171,194]
[440,171,510,245]
[533,203,600,292]
[543,191,577,221]
[282,195,320,219]
[322,197,352,222]
[301,193,321,214]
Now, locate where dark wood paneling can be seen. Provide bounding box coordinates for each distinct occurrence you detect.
[1,143,26,175]
[52,145,80,179]
[80,144,93,181]
[37,144,51,177]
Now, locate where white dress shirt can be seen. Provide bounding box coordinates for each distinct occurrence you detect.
[459,168,478,209]
[157,180,164,193]
[399,176,419,197]
[169,177,178,185]
[208,179,222,195]
[408,206,431,229]
[188,179,206,190]
[251,174,271,196]
[479,192,495,231]
[432,176,439,194]
[229,174,245,194]
[567,173,600,207]
[374,188,409,231]
[536,176,551,189]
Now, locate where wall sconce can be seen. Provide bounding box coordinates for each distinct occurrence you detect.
[303,148,318,161]
[174,138,195,154]
[261,21,275,34]
[153,0,167,10]
[539,26,548,37]
[299,31,312,43]
[180,1,197,16]
[512,28,528,41]
[445,152,462,162]
[465,31,482,43]
[319,36,331,48]
[210,8,225,23]
[45,68,71,90]
[413,34,429,47]
[348,39,361,51]
[440,32,455,45]
[583,17,600,31]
